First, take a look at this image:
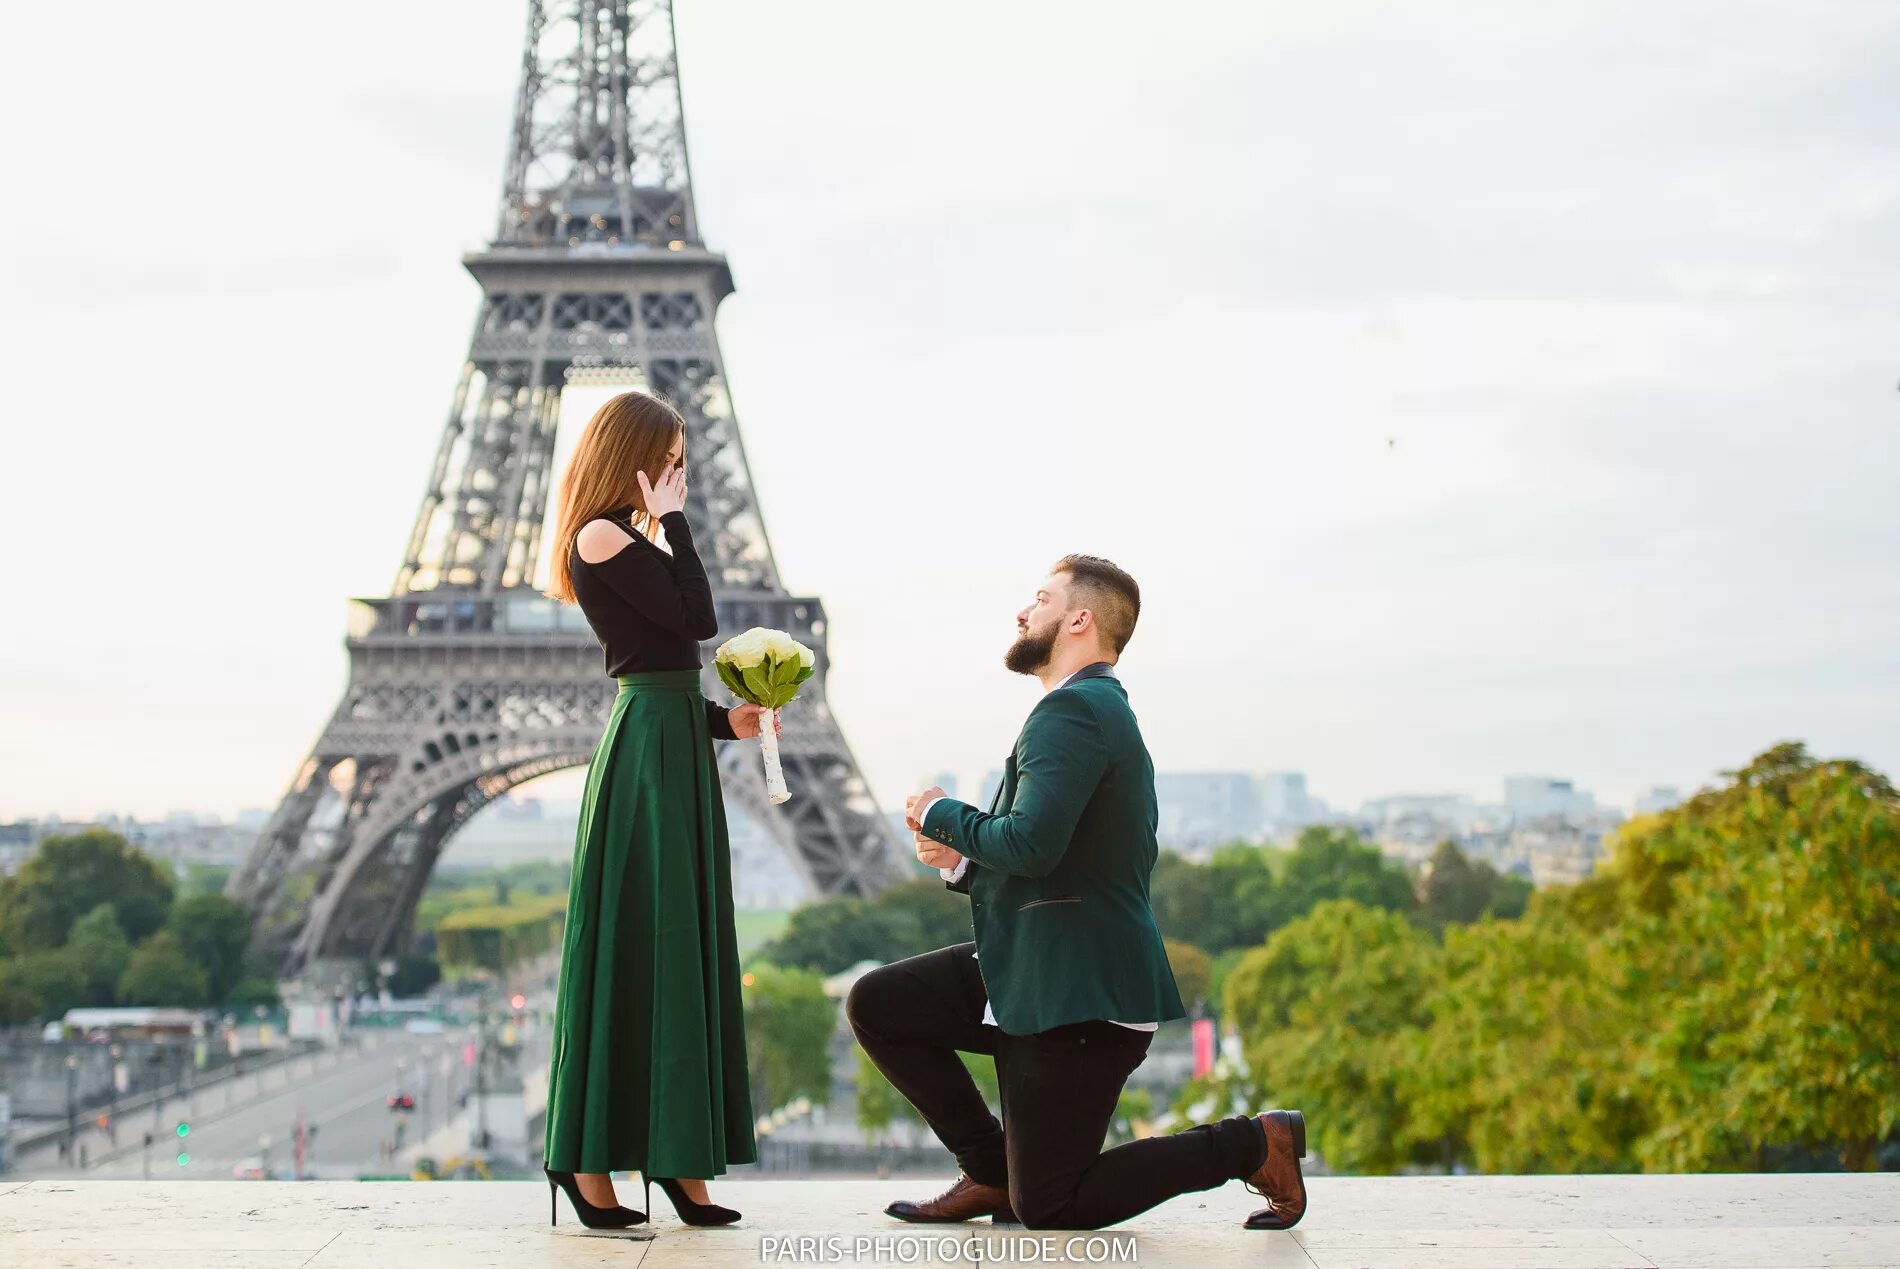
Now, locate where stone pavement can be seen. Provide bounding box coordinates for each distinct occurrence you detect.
[0,1172,1894,1267]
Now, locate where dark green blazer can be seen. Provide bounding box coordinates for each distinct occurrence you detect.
[920,661,1185,1035]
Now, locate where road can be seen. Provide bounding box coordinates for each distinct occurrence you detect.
[14,1028,479,1180]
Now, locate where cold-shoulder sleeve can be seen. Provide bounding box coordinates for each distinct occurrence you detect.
[578,510,719,642]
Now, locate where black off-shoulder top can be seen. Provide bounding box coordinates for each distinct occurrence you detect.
[569,505,737,740]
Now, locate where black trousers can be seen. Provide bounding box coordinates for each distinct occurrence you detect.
[845,942,1265,1230]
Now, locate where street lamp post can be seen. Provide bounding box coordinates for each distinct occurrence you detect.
[473,998,490,1151]
[107,1043,123,1144]
[61,1054,78,1164]
[149,1046,168,1130]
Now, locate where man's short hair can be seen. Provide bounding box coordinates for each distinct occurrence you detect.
[1051,554,1140,655]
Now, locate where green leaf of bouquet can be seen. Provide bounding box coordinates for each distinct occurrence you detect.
[716,661,745,697]
[741,663,773,703]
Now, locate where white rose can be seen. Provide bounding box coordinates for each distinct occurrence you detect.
[719,628,770,669]
[764,630,798,661]
[795,640,815,668]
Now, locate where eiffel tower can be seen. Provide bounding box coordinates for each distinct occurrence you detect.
[228,0,908,976]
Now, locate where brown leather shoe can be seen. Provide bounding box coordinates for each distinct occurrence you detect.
[1242,1109,1308,1231]
[886,1173,1019,1223]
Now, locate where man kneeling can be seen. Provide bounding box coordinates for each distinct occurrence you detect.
[846,554,1308,1232]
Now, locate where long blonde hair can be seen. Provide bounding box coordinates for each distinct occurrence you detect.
[546,391,686,603]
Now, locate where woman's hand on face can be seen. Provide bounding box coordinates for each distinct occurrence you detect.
[637,464,687,518]
[727,703,783,740]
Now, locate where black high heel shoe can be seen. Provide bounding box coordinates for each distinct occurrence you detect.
[646,1175,742,1226]
[545,1167,648,1229]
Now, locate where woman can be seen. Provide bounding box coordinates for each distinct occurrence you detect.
[540,390,767,1229]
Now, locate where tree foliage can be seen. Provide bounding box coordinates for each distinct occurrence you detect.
[760,880,969,975]
[65,903,135,1007]
[0,829,174,952]
[1224,900,1439,1172]
[1218,744,1899,1174]
[165,894,253,1005]
[118,930,210,1007]
[1162,938,1212,1012]
[1418,840,1532,932]
[742,963,838,1114]
[0,832,269,1019]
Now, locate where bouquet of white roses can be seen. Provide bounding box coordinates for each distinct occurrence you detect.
[714,627,815,804]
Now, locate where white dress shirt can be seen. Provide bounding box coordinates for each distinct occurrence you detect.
[919,662,1158,1033]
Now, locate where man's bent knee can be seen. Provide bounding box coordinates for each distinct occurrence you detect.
[844,964,899,1039]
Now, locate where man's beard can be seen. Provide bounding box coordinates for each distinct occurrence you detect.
[1003,623,1058,675]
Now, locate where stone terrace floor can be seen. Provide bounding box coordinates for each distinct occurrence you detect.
[1,1173,1895,1268]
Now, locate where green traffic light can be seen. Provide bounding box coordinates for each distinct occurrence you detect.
[176,1152,191,1166]
[176,1122,190,1138]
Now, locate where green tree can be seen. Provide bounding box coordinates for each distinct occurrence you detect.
[117,930,210,1007]
[2,950,87,1021]
[760,897,916,975]
[854,1044,997,1141]
[385,953,441,997]
[1418,841,1532,933]
[1278,826,1416,924]
[64,903,134,1006]
[1609,744,1900,1171]
[1153,847,1281,954]
[854,1043,920,1138]
[1405,906,1648,1173]
[1223,899,1438,1173]
[0,956,45,1024]
[742,963,838,1114]
[177,863,233,899]
[0,829,175,952]
[227,974,281,1012]
[1206,946,1251,1023]
[164,894,254,1004]
[873,879,974,953]
[1163,938,1212,1012]
[1489,871,1533,921]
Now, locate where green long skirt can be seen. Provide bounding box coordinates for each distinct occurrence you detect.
[543,669,757,1176]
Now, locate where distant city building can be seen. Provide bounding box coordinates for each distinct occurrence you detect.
[0,814,255,875]
[1503,775,1597,819]
[972,767,1323,856]
[1633,785,1684,816]
[1514,818,1613,887]
[1360,793,1481,827]
[1154,772,1263,853]
[1258,771,1317,827]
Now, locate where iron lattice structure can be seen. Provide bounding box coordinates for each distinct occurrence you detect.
[228,0,907,976]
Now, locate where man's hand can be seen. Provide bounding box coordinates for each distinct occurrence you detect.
[905,785,948,831]
[915,832,963,871]
[727,703,782,740]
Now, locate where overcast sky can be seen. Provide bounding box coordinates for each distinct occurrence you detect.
[2,0,1896,825]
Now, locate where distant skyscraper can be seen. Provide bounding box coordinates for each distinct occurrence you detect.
[1359,792,1476,826]
[1633,785,1684,816]
[1154,772,1264,852]
[1503,775,1597,819]
[1257,771,1313,826]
